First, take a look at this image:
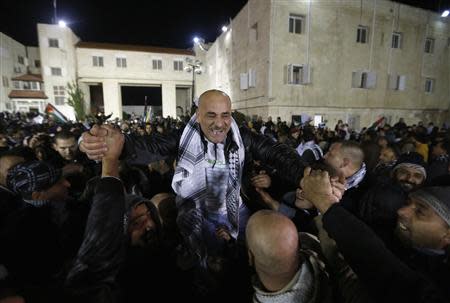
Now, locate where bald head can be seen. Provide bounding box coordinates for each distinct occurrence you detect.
[198,89,231,107]
[246,210,299,291]
[196,89,232,144]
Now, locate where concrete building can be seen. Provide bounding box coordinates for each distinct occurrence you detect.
[196,0,450,129]
[1,24,195,119]
[0,33,42,112]
[75,41,194,119]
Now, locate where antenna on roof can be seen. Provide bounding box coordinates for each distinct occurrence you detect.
[53,0,57,24]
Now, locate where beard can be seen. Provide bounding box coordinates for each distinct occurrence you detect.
[397,181,420,193]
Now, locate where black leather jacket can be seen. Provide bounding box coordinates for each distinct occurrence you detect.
[122,126,307,188]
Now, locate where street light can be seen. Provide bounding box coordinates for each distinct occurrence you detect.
[185,57,202,112]
[193,36,209,51]
[442,10,449,17]
[58,20,66,27]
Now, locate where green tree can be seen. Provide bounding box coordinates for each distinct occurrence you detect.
[67,81,86,121]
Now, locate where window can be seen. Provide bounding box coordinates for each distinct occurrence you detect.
[13,66,21,73]
[289,14,304,34]
[5,103,12,110]
[389,74,406,91]
[356,26,369,43]
[31,82,39,90]
[250,23,258,42]
[425,78,434,93]
[35,60,41,68]
[53,86,65,105]
[51,67,62,76]
[18,56,24,64]
[287,64,310,85]
[93,56,104,67]
[13,81,20,89]
[2,76,8,87]
[391,32,402,49]
[352,71,376,88]
[240,73,249,90]
[116,57,127,68]
[248,68,256,87]
[424,38,434,53]
[173,60,183,71]
[49,38,59,48]
[314,115,323,127]
[23,82,31,90]
[152,59,162,70]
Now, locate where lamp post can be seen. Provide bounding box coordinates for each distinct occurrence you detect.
[185,57,202,113]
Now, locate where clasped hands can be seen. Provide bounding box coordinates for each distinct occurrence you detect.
[79,124,124,161]
[300,167,346,214]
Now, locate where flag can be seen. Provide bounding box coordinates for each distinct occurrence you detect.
[143,96,151,123]
[45,103,68,123]
[370,116,385,129]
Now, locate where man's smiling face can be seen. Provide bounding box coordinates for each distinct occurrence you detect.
[197,90,232,144]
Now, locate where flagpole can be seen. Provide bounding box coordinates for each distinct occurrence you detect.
[143,96,148,124]
[53,0,57,24]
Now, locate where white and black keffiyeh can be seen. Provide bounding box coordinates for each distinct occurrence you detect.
[296,140,323,161]
[172,113,245,260]
[345,162,367,190]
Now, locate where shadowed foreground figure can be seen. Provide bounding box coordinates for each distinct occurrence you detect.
[246,210,332,303]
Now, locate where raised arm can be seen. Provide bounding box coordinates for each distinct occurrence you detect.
[240,126,306,187]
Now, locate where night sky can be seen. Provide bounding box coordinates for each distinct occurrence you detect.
[1,0,449,49]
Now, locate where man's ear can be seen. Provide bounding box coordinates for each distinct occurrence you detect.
[341,158,350,168]
[247,248,255,267]
[52,143,57,151]
[442,228,450,248]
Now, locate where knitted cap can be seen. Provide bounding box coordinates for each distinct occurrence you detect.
[393,152,427,179]
[6,161,61,196]
[410,186,450,226]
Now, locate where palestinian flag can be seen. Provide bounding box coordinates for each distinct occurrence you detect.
[370,116,385,129]
[45,103,68,123]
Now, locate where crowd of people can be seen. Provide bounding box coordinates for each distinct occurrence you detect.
[0,89,449,303]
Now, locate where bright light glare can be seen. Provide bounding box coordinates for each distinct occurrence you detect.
[442,10,449,17]
[222,26,228,32]
[58,20,66,27]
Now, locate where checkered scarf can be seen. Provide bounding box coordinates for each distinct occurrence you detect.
[296,140,323,160]
[172,113,244,260]
[345,162,367,190]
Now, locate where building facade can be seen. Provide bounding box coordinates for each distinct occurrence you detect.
[196,0,450,129]
[0,33,43,112]
[1,24,195,119]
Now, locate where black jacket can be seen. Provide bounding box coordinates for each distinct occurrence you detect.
[322,204,447,303]
[122,126,307,190]
[65,177,126,303]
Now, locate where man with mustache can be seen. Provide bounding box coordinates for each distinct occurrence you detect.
[391,152,427,193]
[79,89,306,271]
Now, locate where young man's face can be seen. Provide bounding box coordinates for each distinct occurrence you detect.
[393,166,425,192]
[396,197,450,250]
[128,203,158,247]
[197,92,232,144]
[379,147,396,164]
[432,142,447,158]
[324,143,344,173]
[39,178,71,202]
[53,137,78,161]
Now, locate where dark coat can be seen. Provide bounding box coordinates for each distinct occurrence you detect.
[322,204,448,303]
